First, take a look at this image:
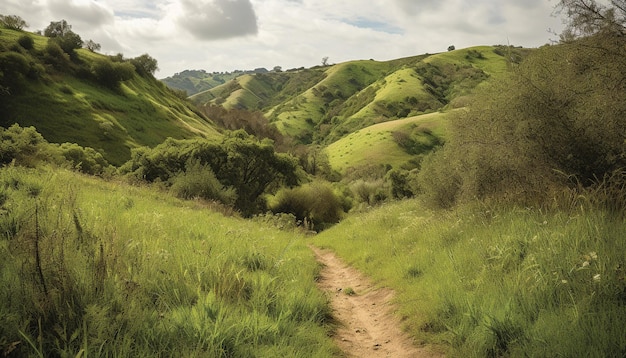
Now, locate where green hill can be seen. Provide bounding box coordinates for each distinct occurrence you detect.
[325,111,450,173]
[0,28,220,166]
[188,46,529,147]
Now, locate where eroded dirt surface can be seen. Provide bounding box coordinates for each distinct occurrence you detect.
[311,246,443,358]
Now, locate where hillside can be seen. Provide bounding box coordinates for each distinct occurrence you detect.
[0,28,220,166]
[188,46,529,147]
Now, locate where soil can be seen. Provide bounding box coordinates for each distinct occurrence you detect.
[310,246,443,358]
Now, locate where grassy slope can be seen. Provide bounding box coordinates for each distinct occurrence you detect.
[326,111,450,172]
[0,166,338,357]
[0,29,220,166]
[312,200,626,357]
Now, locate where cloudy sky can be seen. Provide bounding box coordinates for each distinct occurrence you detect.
[3,0,565,77]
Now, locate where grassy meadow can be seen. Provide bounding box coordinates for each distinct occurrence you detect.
[0,165,338,357]
[313,199,626,357]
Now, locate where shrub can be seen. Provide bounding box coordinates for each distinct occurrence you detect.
[169,159,237,205]
[58,143,111,175]
[270,181,344,230]
[0,124,51,166]
[17,35,34,50]
[92,58,135,89]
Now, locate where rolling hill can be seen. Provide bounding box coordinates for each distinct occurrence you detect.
[0,28,220,166]
[188,45,529,150]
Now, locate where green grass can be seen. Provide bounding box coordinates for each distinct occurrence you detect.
[312,199,626,357]
[0,166,338,357]
[325,111,449,172]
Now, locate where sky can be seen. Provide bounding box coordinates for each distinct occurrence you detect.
[2,0,566,77]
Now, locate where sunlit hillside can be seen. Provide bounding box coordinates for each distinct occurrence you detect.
[0,28,220,165]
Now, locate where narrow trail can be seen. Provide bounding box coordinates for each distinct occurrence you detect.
[310,246,443,358]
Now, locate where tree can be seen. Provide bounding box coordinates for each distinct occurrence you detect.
[321,56,329,66]
[44,20,73,38]
[85,39,101,52]
[556,0,626,40]
[447,45,455,51]
[0,15,28,30]
[130,53,158,77]
[44,20,83,57]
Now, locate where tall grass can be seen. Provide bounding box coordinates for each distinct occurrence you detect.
[0,165,337,357]
[313,198,626,357]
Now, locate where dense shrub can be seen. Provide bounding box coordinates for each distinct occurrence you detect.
[0,51,29,92]
[17,35,34,50]
[58,142,111,175]
[92,58,135,89]
[169,159,237,205]
[270,181,344,230]
[419,32,626,208]
[120,132,300,216]
[0,124,51,166]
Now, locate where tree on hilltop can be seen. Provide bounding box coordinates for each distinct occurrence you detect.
[44,20,83,58]
[0,15,28,30]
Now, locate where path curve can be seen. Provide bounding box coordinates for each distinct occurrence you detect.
[310,246,443,358]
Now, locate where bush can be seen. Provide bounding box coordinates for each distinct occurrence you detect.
[270,181,344,230]
[170,159,237,206]
[0,124,51,166]
[59,143,111,175]
[17,35,34,50]
[92,58,135,89]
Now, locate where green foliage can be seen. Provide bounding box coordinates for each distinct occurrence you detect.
[17,34,34,50]
[170,159,237,205]
[270,181,344,230]
[121,132,299,216]
[92,58,135,89]
[0,124,51,166]
[0,51,30,92]
[420,33,626,207]
[0,14,28,30]
[58,142,111,175]
[130,53,158,77]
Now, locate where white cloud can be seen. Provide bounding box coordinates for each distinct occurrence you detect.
[173,0,258,40]
[0,0,565,76]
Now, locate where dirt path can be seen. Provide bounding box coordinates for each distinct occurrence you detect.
[311,246,443,358]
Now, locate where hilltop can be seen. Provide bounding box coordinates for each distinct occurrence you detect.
[0,28,220,166]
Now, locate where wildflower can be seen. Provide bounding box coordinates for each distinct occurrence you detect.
[582,261,590,268]
[589,251,598,260]
[561,279,568,284]
[593,274,601,282]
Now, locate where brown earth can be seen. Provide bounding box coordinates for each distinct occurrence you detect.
[311,246,443,358]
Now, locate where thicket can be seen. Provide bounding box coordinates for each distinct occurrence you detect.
[120,131,299,217]
[0,124,112,175]
[269,181,346,230]
[419,31,626,209]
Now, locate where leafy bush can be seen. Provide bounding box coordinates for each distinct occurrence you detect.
[420,33,626,208]
[43,40,71,70]
[270,181,344,230]
[120,132,300,216]
[58,143,111,175]
[92,58,135,89]
[17,34,34,50]
[0,124,51,166]
[0,51,29,92]
[169,159,237,205]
